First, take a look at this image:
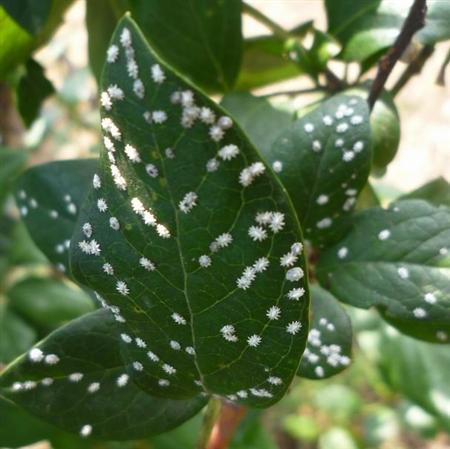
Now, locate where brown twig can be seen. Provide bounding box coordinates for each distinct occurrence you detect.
[391,44,434,97]
[0,82,24,147]
[201,400,246,449]
[368,0,428,110]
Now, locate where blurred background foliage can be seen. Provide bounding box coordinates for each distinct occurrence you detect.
[0,0,449,448]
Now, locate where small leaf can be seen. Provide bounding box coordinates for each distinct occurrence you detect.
[0,146,27,209]
[0,0,51,34]
[0,309,207,440]
[220,92,294,155]
[7,276,94,330]
[298,285,352,380]
[261,94,371,247]
[17,58,55,127]
[0,304,36,364]
[400,177,450,208]
[378,325,450,431]
[346,85,400,171]
[128,0,243,92]
[70,16,309,408]
[15,159,97,276]
[317,200,450,343]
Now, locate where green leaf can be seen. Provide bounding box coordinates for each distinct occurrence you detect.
[0,0,73,78]
[346,85,400,171]
[0,303,36,364]
[317,199,450,343]
[261,93,371,247]
[220,92,294,155]
[86,0,119,82]
[378,325,450,431]
[17,58,55,127]
[326,0,450,62]
[128,0,243,92]
[400,177,450,208]
[235,21,312,91]
[0,146,27,209]
[15,159,97,275]
[0,0,51,34]
[0,309,207,440]
[70,16,309,408]
[298,285,352,380]
[7,276,94,330]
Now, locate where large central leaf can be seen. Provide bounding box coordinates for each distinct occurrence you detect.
[70,16,309,408]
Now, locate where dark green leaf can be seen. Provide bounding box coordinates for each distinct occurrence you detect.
[417,1,450,45]
[7,276,94,330]
[378,325,450,431]
[0,0,73,78]
[0,309,207,440]
[0,396,63,448]
[317,200,450,343]
[86,0,119,82]
[17,58,55,127]
[298,285,352,380]
[261,94,371,247]
[235,21,312,91]
[220,92,294,155]
[346,85,400,171]
[0,304,36,364]
[0,146,27,209]
[70,16,309,407]
[400,177,450,208]
[15,159,97,275]
[128,0,243,92]
[0,0,51,34]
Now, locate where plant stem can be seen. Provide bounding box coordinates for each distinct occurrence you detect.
[391,44,434,97]
[368,0,428,110]
[198,398,247,449]
[0,82,24,147]
[242,2,288,38]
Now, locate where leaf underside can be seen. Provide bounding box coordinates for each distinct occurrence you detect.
[298,285,352,380]
[15,159,97,276]
[317,200,450,343]
[262,93,371,247]
[69,17,309,409]
[0,310,207,440]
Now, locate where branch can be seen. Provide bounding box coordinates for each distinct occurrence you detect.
[391,44,434,97]
[368,0,428,110]
[0,82,24,147]
[198,399,246,449]
[242,2,288,38]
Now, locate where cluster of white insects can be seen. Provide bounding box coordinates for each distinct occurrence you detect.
[303,317,351,378]
[36,24,309,435]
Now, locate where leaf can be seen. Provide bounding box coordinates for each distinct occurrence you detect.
[17,58,55,127]
[15,159,97,276]
[0,146,27,209]
[325,0,450,62]
[400,177,450,208]
[260,93,371,247]
[235,21,313,91]
[0,0,73,78]
[220,92,294,155]
[317,199,450,343]
[7,276,94,330]
[86,0,119,82]
[298,285,352,380]
[70,16,309,408]
[378,325,450,431]
[0,0,51,34]
[128,0,243,92]
[346,85,400,171]
[0,309,207,440]
[0,304,36,364]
